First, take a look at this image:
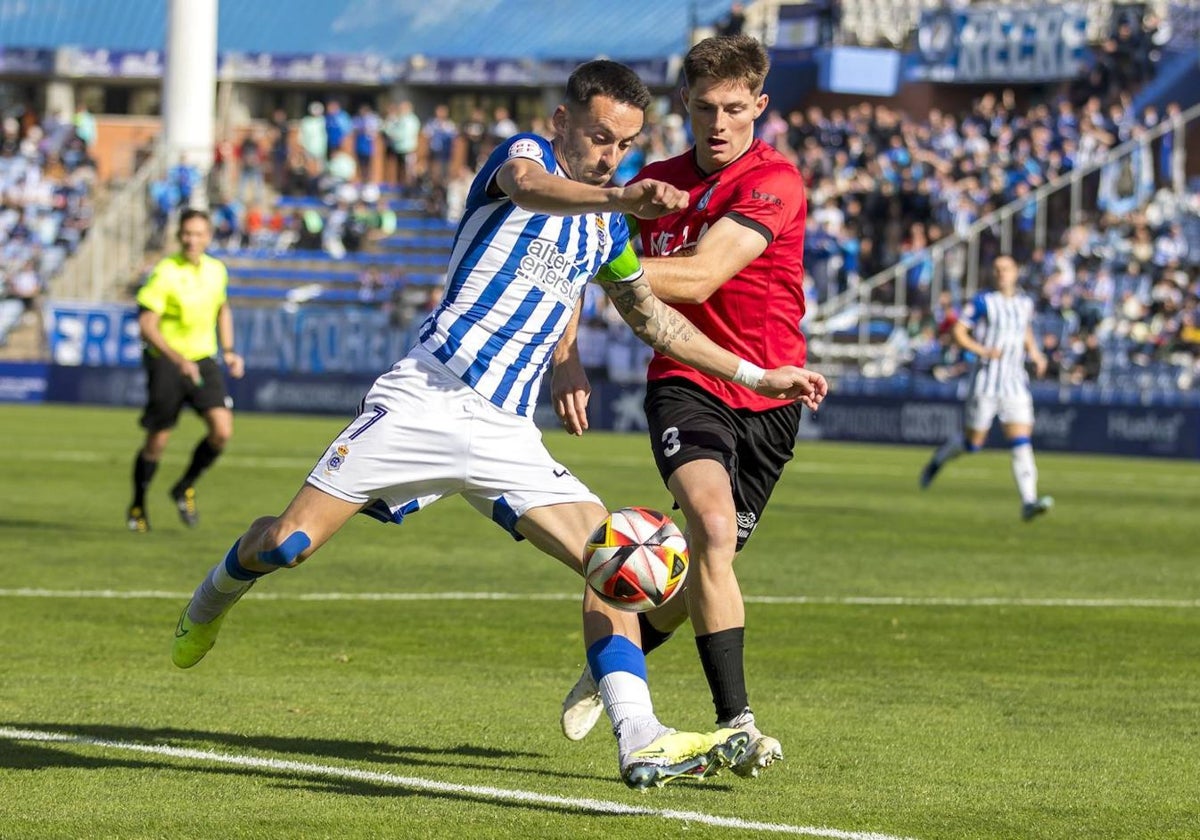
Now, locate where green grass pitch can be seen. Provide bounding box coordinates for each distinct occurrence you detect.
[0,403,1197,839]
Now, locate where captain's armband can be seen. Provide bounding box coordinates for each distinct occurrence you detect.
[594,242,643,284]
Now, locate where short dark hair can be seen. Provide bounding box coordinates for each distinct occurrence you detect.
[178,208,211,229]
[683,34,770,93]
[565,60,652,112]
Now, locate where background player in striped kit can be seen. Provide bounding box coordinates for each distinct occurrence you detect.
[169,59,827,790]
[920,254,1054,521]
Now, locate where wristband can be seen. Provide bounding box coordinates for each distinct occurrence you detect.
[733,359,765,390]
[222,347,236,353]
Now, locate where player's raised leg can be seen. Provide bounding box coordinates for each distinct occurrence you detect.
[518,502,747,788]
[172,484,360,668]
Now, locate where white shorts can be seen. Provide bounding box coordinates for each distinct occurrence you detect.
[306,354,601,537]
[964,392,1034,431]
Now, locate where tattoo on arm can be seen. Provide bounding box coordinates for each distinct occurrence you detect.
[600,276,697,355]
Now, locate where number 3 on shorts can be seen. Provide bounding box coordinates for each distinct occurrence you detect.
[661,426,681,457]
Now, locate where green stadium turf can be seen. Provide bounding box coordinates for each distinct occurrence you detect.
[1,404,1197,839]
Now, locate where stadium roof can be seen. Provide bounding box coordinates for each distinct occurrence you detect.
[0,0,734,60]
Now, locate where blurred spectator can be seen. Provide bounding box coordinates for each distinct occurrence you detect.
[423,104,458,188]
[237,129,266,206]
[353,104,381,182]
[299,102,328,173]
[383,100,421,191]
[72,104,96,152]
[269,107,291,192]
[8,258,42,315]
[461,107,490,172]
[325,101,353,158]
[1070,332,1103,383]
[489,107,518,144]
[1041,332,1066,382]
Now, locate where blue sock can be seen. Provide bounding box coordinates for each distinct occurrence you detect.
[187,540,266,624]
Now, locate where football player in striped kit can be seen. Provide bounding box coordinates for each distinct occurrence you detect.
[169,59,827,790]
[920,255,1054,521]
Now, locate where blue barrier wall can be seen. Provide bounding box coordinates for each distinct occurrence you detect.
[19,298,1200,460]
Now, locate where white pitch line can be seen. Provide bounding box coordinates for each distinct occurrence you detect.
[0,727,916,840]
[0,588,1198,609]
[37,447,1200,489]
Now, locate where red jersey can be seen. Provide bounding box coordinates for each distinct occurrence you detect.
[633,139,807,411]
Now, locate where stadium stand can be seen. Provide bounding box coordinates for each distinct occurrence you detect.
[3,0,1196,414]
[0,112,95,347]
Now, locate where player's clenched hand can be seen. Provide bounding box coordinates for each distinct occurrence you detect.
[616,179,689,219]
[755,366,828,411]
[552,360,592,436]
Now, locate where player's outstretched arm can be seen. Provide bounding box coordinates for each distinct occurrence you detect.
[598,272,827,410]
[640,216,770,304]
[495,159,688,218]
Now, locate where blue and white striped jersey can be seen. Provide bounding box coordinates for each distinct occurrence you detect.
[962,290,1035,398]
[412,133,633,417]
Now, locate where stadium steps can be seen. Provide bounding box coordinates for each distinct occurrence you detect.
[0,312,48,361]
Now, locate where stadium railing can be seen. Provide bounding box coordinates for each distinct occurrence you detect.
[55,142,164,302]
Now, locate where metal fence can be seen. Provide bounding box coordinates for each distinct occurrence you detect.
[55,143,165,302]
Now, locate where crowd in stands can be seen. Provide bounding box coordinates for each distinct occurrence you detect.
[0,107,96,346]
[130,2,1195,392]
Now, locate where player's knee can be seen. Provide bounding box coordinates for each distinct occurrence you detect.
[257,527,313,568]
[690,509,738,555]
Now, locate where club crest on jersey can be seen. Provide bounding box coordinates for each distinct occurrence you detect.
[594,215,607,249]
[697,180,719,211]
[325,444,350,473]
[507,138,543,161]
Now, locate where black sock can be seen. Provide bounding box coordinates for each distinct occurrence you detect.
[638,612,675,655]
[695,627,748,724]
[177,439,222,491]
[132,453,158,509]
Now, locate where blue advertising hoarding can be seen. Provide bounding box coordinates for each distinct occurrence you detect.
[26,305,1200,459]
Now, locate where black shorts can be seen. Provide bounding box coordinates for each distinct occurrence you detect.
[644,378,803,550]
[139,353,231,432]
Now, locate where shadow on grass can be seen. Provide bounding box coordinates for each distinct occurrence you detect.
[0,721,741,798]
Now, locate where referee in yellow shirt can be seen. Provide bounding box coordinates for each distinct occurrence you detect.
[127,208,245,532]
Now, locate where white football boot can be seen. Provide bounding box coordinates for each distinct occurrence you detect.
[719,707,783,778]
[560,665,604,741]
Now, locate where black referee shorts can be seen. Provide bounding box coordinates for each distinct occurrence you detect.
[139,353,232,432]
[644,377,803,550]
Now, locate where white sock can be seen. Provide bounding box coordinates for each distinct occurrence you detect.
[598,672,663,750]
[188,545,261,623]
[933,435,966,467]
[1011,442,1038,504]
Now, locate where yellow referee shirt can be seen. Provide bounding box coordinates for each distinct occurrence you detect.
[136,253,229,361]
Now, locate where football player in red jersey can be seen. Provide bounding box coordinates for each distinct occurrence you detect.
[555,35,821,778]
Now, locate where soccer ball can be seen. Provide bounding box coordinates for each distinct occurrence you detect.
[584,507,689,612]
